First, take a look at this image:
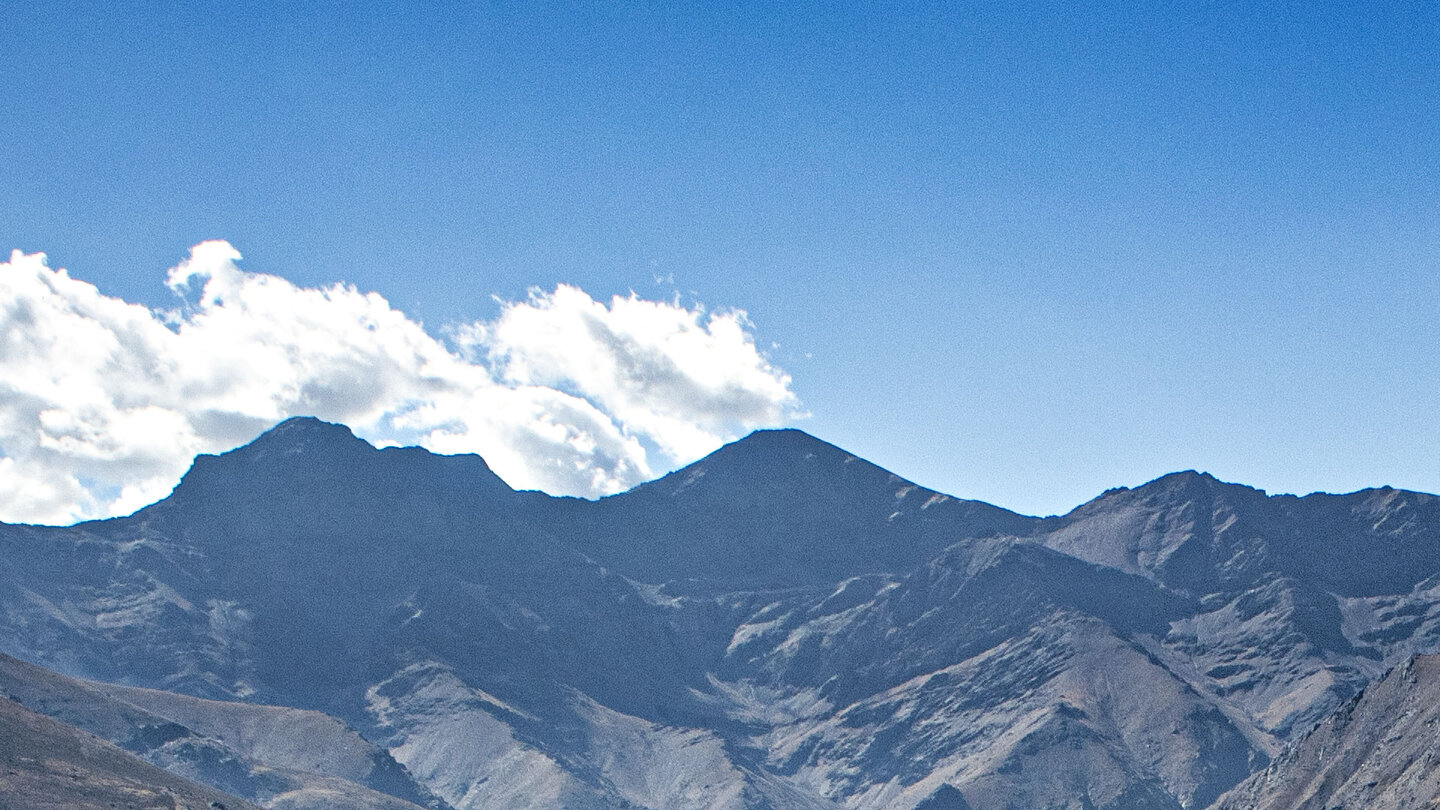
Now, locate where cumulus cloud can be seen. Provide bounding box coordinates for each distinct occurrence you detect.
[455,285,798,461]
[0,242,801,525]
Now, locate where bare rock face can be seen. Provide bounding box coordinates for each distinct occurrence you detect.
[0,695,262,810]
[4,418,1440,810]
[1209,654,1440,810]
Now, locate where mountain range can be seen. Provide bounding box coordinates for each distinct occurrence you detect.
[3,417,1439,810]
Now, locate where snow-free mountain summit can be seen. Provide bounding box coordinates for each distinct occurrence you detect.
[2,417,1439,810]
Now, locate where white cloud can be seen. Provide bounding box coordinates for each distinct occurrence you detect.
[0,242,802,525]
[455,285,799,461]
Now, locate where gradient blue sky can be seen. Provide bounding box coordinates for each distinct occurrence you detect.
[4,0,1438,515]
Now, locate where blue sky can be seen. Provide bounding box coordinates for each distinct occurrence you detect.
[3,1,1438,517]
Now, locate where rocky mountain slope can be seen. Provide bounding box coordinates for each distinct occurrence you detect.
[1212,653,1440,810]
[2,417,1440,810]
[0,692,262,810]
[0,650,434,810]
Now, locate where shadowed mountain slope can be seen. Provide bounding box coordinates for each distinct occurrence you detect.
[572,428,1040,588]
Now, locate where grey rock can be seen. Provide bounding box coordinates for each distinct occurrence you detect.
[0,694,263,810]
[1209,654,1440,810]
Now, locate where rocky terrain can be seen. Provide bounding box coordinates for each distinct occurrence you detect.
[1212,653,1440,810]
[0,650,433,810]
[0,692,261,810]
[2,417,1439,810]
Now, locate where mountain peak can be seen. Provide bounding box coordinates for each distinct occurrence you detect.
[1137,469,1231,494]
[734,426,835,444]
[239,415,368,456]
[571,429,1036,587]
[1080,470,1266,514]
[164,416,376,495]
[1153,469,1217,485]
[621,427,880,503]
[705,427,854,462]
[149,417,514,526]
[267,414,353,435]
[1040,470,1276,592]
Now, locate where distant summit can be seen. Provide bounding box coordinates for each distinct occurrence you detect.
[160,416,513,517]
[236,414,368,453]
[577,426,1038,587]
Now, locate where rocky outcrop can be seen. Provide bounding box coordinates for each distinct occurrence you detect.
[1210,654,1440,810]
[0,695,262,810]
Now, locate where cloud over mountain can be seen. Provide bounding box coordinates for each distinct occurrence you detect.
[0,241,800,524]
